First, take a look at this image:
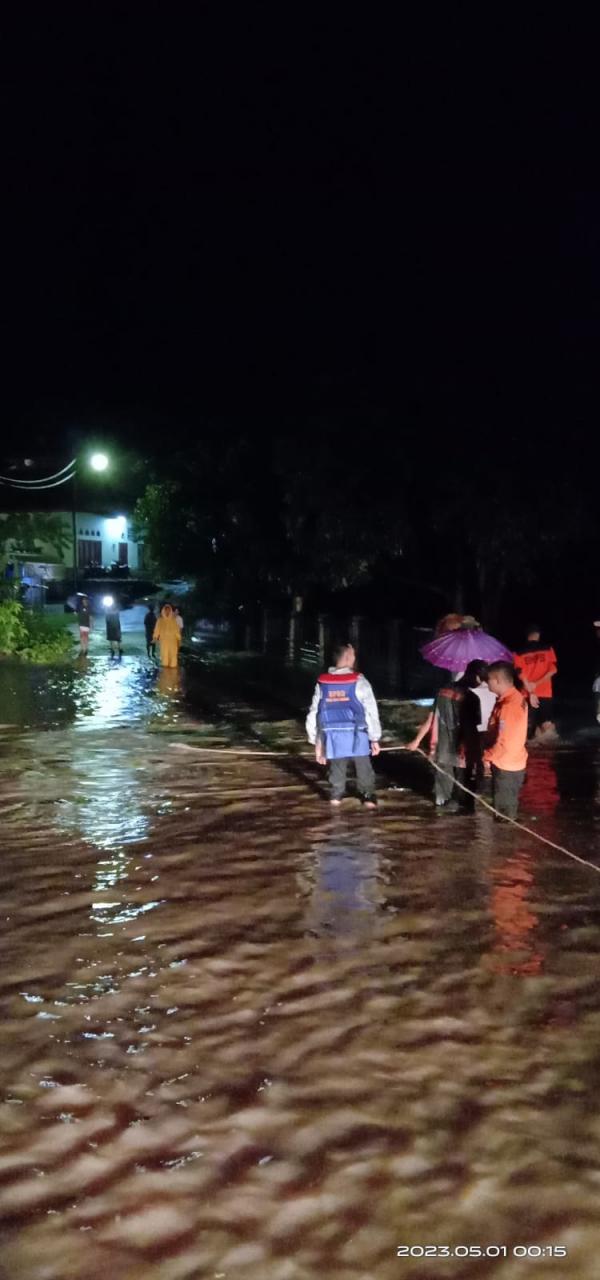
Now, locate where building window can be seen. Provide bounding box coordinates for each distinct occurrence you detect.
[78,539,102,569]
[118,542,128,566]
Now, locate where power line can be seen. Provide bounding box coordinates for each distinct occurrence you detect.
[0,472,76,491]
[0,459,77,486]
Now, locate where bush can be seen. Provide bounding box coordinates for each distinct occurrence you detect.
[0,602,74,664]
[0,600,28,653]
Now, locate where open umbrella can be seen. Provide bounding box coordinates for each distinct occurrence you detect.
[66,592,87,612]
[421,628,513,672]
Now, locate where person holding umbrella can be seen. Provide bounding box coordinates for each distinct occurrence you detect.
[77,594,92,657]
[406,675,465,811]
[408,616,513,811]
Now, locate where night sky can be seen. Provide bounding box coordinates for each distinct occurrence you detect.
[4,9,600,464]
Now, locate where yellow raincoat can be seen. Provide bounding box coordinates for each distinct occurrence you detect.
[153,604,181,668]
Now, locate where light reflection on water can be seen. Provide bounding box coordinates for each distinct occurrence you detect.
[1,655,600,1278]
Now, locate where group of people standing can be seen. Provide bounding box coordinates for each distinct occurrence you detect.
[76,597,184,667]
[306,625,562,822]
[76,594,123,660]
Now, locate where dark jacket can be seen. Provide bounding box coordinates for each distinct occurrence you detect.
[106,612,121,642]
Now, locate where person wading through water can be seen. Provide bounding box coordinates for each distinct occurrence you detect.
[484,661,528,820]
[306,641,382,809]
[407,672,466,812]
[144,603,157,660]
[514,624,558,738]
[153,603,181,669]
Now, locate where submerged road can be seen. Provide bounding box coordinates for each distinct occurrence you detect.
[0,646,599,1280]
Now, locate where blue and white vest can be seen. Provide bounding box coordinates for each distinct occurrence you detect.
[317,672,370,759]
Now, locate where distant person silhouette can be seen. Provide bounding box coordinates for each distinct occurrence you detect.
[105,602,122,660]
[144,604,157,659]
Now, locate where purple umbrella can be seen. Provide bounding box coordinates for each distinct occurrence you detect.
[421,628,513,672]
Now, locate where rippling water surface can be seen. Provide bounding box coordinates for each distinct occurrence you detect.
[1,654,600,1279]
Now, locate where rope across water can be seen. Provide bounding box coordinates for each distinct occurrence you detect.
[170,741,599,875]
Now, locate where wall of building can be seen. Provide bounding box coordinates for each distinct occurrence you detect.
[0,510,142,578]
[75,512,140,571]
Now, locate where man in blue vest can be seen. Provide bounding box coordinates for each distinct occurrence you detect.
[306,641,382,808]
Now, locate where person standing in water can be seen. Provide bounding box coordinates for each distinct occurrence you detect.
[407,672,465,812]
[306,641,381,808]
[105,600,122,660]
[144,603,157,659]
[77,594,92,656]
[153,603,181,669]
[484,662,528,820]
[459,659,496,796]
[514,624,558,737]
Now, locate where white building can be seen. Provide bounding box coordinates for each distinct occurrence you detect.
[0,509,144,583]
[73,511,142,573]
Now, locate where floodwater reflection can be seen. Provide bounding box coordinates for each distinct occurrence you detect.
[298,824,389,942]
[1,669,600,1279]
[488,846,543,976]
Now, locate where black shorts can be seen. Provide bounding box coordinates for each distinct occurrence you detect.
[536,697,554,723]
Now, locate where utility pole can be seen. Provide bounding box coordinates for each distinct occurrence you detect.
[71,472,78,591]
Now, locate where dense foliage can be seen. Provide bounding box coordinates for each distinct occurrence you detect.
[134,424,599,631]
[0,513,70,562]
[0,602,74,663]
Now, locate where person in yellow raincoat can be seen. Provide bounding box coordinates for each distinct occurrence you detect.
[153,603,181,668]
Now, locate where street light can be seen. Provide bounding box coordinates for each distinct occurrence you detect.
[72,452,111,590]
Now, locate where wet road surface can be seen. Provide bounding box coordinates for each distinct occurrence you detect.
[1,652,600,1280]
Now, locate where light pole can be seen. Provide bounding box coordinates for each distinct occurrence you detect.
[72,453,110,591]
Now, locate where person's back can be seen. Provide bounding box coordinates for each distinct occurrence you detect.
[106,609,121,641]
[144,608,156,639]
[306,642,381,808]
[514,625,557,734]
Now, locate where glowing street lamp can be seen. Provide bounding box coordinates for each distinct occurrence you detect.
[89,452,109,473]
[72,451,112,588]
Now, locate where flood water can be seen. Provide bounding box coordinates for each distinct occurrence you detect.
[1,652,600,1280]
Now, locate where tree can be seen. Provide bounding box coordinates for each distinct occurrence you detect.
[0,513,70,563]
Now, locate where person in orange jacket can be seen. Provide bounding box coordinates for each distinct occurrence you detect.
[513,625,558,738]
[484,662,528,820]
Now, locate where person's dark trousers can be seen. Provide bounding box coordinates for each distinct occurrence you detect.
[146,641,156,659]
[461,743,484,811]
[329,755,376,801]
[528,697,554,737]
[434,755,459,806]
[491,765,525,820]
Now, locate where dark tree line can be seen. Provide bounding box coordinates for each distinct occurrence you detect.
[134,422,599,631]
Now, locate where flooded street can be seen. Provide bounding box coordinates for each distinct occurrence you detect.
[1,650,600,1279]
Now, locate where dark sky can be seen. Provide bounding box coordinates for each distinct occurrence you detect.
[5,9,600,459]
